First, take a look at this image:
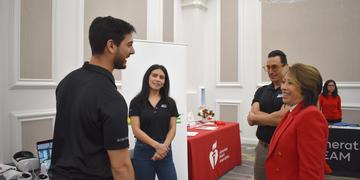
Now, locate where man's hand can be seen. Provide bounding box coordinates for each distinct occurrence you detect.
[247,103,290,127]
[247,111,256,126]
[280,104,291,115]
[107,149,135,180]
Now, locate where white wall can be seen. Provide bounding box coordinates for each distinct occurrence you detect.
[1,2,188,179]
[339,85,360,123]
[0,0,83,163]
[181,6,207,113]
[180,0,360,145]
[179,0,262,144]
[260,0,360,124]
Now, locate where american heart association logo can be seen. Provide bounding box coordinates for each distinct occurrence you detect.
[209,141,219,169]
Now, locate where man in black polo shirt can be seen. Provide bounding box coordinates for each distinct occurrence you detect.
[50,16,136,180]
[247,50,289,180]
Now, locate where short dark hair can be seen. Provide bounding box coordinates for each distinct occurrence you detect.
[133,64,171,103]
[288,63,323,108]
[268,50,287,65]
[322,79,339,97]
[89,16,136,55]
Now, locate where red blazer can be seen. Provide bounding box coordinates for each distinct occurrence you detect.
[266,102,328,180]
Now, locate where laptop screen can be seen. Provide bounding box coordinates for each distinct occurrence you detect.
[36,139,53,170]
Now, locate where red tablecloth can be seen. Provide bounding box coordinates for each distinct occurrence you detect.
[187,122,242,180]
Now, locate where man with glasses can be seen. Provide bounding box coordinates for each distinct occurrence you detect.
[247,50,290,180]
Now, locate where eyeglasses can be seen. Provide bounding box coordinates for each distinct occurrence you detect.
[262,64,285,72]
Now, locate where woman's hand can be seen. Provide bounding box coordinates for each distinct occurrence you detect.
[154,143,169,158]
[151,152,164,161]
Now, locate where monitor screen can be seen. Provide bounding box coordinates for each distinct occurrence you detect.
[36,139,52,170]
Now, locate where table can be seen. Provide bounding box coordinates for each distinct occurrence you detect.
[187,122,242,180]
[326,125,360,178]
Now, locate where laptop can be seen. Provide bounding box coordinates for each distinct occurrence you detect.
[36,139,53,170]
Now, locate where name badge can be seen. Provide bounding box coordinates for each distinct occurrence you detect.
[277,94,283,98]
[161,104,168,108]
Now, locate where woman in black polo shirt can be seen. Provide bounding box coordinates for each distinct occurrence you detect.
[129,64,178,180]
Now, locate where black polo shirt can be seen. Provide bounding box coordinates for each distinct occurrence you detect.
[252,83,283,144]
[129,97,179,142]
[50,62,129,180]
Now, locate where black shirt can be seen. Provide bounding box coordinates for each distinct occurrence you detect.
[50,62,129,180]
[129,97,179,142]
[252,83,283,144]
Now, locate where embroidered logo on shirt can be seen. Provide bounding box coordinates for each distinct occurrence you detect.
[161,104,168,108]
[116,137,128,142]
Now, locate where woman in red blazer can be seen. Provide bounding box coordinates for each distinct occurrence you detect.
[266,63,328,180]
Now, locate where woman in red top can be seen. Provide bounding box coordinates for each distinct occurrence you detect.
[318,80,342,123]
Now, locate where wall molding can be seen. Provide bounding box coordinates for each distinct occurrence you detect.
[76,0,85,68]
[10,109,56,152]
[215,99,242,123]
[258,81,360,89]
[10,79,57,89]
[9,0,57,90]
[342,103,360,111]
[237,0,246,88]
[336,82,360,88]
[181,0,208,10]
[216,83,243,88]
[134,39,187,46]
[215,0,243,88]
[259,0,305,3]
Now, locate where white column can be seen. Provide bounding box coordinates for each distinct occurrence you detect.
[239,0,262,144]
[181,0,209,113]
[53,0,84,82]
[182,0,208,9]
[0,0,10,163]
[147,0,163,41]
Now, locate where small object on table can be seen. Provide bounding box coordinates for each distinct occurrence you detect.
[187,131,199,137]
[215,121,225,125]
[195,126,218,131]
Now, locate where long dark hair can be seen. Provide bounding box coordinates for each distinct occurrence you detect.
[322,79,338,97]
[133,64,170,104]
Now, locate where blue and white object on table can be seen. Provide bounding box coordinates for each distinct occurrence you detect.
[199,86,206,108]
[36,139,53,171]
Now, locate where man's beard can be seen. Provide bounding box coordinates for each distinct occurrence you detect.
[113,50,126,69]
